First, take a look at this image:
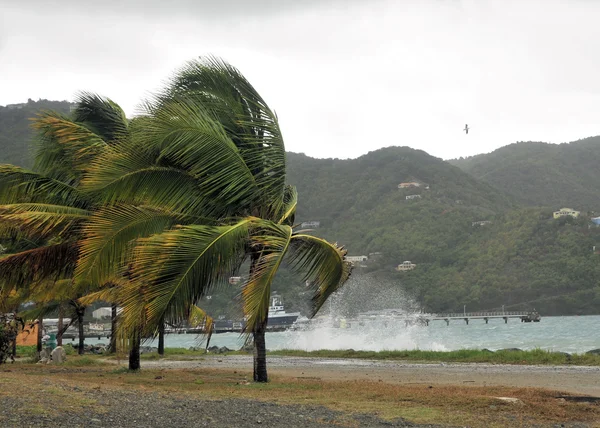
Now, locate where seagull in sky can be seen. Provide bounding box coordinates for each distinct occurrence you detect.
[464,124,469,134]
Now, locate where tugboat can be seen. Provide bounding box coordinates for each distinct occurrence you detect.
[267,294,300,330]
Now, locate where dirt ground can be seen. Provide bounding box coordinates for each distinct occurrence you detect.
[134,355,600,396]
[2,356,600,427]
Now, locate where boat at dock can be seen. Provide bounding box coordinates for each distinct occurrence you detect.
[212,294,300,333]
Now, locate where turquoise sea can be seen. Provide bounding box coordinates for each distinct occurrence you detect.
[83,315,600,353]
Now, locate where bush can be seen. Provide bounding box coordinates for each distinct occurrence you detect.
[0,313,23,364]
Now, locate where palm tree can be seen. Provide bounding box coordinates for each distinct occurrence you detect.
[79,57,351,381]
[0,94,129,356]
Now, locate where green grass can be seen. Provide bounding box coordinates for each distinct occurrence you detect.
[63,356,105,367]
[267,348,600,365]
[21,345,598,366]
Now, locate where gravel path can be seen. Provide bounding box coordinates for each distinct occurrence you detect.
[0,387,437,428]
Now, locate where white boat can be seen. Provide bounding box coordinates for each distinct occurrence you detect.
[267,295,300,328]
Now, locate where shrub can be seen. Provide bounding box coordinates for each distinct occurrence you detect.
[0,313,23,364]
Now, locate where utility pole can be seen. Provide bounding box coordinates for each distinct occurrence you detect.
[463,305,466,316]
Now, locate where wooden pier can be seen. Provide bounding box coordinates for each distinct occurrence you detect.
[421,311,541,326]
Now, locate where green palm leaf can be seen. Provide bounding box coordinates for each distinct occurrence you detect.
[76,204,199,285]
[286,234,352,316]
[71,92,129,143]
[0,242,78,286]
[243,223,293,333]
[120,219,253,331]
[32,112,108,179]
[0,165,88,208]
[0,203,90,238]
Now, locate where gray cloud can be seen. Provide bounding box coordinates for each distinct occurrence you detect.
[1,0,599,160]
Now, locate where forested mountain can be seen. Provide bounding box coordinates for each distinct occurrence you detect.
[2,101,599,316]
[285,148,600,316]
[0,99,74,167]
[450,137,600,211]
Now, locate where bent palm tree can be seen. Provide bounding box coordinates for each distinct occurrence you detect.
[81,57,351,381]
[0,94,129,355]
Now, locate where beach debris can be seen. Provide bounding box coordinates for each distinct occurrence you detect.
[50,346,67,364]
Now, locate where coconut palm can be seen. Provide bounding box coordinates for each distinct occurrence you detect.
[79,57,351,381]
[0,94,129,355]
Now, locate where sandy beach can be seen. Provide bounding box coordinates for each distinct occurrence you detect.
[134,355,600,397]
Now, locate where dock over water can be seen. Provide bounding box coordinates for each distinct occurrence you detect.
[422,311,541,326]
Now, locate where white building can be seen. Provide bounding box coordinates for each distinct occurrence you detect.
[300,221,320,228]
[229,276,243,285]
[398,182,421,189]
[472,220,492,227]
[406,195,422,200]
[92,307,122,320]
[553,208,580,219]
[346,255,368,264]
[395,261,416,271]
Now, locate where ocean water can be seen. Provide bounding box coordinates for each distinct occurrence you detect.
[82,315,600,353]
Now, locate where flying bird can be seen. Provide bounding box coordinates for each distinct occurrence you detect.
[464,124,469,134]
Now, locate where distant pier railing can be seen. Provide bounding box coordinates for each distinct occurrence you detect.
[421,311,541,325]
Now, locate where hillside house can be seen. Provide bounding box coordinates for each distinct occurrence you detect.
[553,208,580,219]
[406,194,421,200]
[398,182,421,189]
[300,221,320,228]
[472,220,492,227]
[346,255,368,264]
[229,276,242,284]
[396,261,416,271]
[591,217,600,226]
[5,103,25,110]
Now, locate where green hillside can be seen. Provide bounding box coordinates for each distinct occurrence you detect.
[1,101,599,316]
[0,99,74,167]
[286,148,600,316]
[450,137,600,211]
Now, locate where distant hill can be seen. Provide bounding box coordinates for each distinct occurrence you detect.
[285,148,600,316]
[2,100,599,316]
[450,137,600,212]
[0,99,74,168]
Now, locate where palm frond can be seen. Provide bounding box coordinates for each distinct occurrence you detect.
[0,241,78,285]
[242,223,293,333]
[32,111,108,178]
[276,185,297,225]
[0,203,90,239]
[72,92,129,143]
[120,219,252,332]
[82,145,217,216]
[0,165,89,208]
[78,282,124,306]
[156,56,287,212]
[76,204,197,285]
[137,98,260,211]
[286,234,352,316]
[188,304,214,346]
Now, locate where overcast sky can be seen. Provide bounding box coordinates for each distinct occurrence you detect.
[1,0,599,160]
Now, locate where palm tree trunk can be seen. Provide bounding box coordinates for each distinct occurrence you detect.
[158,320,165,356]
[253,318,268,382]
[128,329,141,371]
[76,308,85,355]
[108,304,118,353]
[57,305,63,347]
[36,319,43,359]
